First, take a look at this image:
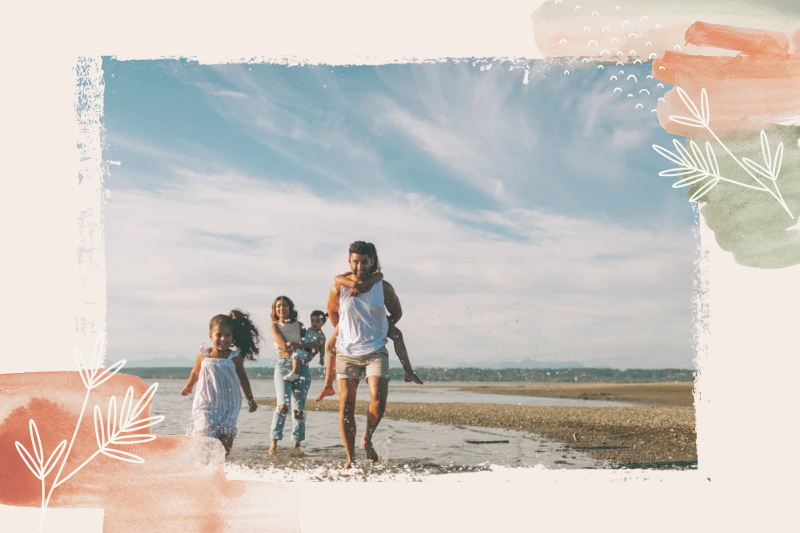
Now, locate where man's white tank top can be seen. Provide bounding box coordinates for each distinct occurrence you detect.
[335,280,389,358]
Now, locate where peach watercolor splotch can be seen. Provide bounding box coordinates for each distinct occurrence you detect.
[652,22,800,268]
[0,372,299,533]
[531,0,800,67]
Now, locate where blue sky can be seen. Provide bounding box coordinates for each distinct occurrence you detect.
[102,57,698,368]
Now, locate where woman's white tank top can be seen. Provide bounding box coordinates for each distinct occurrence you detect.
[335,280,389,358]
[274,320,303,356]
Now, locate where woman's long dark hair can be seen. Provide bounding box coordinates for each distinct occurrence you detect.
[270,296,298,323]
[209,309,261,361]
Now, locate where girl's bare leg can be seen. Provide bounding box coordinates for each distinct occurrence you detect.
[387,325,423,384]
[220,435,234,457]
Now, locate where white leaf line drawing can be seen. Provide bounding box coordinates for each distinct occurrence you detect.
[14,421,68,515]
[13,332,163,530]
[652,87,794,218]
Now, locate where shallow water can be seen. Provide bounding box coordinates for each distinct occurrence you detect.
[147,379,605,478]
[373,381,638,407]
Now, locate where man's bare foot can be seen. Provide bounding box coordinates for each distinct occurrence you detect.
[342,459,353,470]
[404,371,424,385]
[315,385,336,402]
[361,436,379,463]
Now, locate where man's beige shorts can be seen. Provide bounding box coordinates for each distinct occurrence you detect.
[335,347,390,381]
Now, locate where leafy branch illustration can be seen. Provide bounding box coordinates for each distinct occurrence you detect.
[14,333,163,530]
[652,87,793,219]
[14,421,67,519]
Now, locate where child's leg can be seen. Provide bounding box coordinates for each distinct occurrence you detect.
[219,435,234,456]
[284,354,302,381]
[315,327,339,401]
[387,324,423,384]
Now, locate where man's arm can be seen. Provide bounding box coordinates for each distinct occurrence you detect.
[327,282,341,328]
[383,280,403,326]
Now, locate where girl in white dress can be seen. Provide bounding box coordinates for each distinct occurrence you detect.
[180,309,261,456]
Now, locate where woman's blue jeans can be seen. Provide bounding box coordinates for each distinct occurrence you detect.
[270,357,312,442]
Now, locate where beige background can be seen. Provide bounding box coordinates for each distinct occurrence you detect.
[2,0,795,531]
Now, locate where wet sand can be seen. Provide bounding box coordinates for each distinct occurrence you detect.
[257,393,697,468]
[452,382,695,407]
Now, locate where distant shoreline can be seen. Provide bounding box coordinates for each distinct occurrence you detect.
[454,382,694,407]
[121,366,695,383]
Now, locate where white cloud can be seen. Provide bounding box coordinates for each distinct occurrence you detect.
[105,168,695,368]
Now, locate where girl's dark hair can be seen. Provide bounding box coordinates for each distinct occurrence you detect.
[270,296,298,323]
[349,240,381,273]
[310,310,328,323]
[209,309,261,361]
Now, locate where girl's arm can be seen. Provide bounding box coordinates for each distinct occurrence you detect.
[180,353,204,395]
[335,271,384,294]
[300,340,320,355]
[233,355,258,412]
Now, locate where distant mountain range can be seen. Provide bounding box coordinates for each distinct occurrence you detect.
[462,359,583,369]
[123,366,694,383]
[115,356,582,369]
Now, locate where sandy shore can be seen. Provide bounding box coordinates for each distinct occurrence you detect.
[256,392,697,468]
[450,382,695,407]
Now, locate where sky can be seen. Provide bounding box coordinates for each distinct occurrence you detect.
[102,57,698,369]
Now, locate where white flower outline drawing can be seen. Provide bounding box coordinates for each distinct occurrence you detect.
[13,332,164,530]
[652,86,793,219]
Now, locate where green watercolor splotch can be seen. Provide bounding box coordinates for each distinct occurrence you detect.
[684,125,800,268]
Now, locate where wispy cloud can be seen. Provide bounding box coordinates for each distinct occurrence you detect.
[182,64,390,191]
[105,168,695,367]
[365,63,539,203]
[102,60,697,368]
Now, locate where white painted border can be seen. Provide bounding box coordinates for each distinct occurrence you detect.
[3,1,798,532]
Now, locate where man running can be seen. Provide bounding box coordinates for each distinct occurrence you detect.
[315,241,401,468]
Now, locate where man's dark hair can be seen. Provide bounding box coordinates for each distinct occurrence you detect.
[349,240,381,273]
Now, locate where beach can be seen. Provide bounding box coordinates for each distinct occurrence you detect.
[452,382,695,407]
[256,382,697,468]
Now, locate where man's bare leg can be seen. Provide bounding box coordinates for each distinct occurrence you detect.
[338,377,359,469]
[361,375,388,463]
